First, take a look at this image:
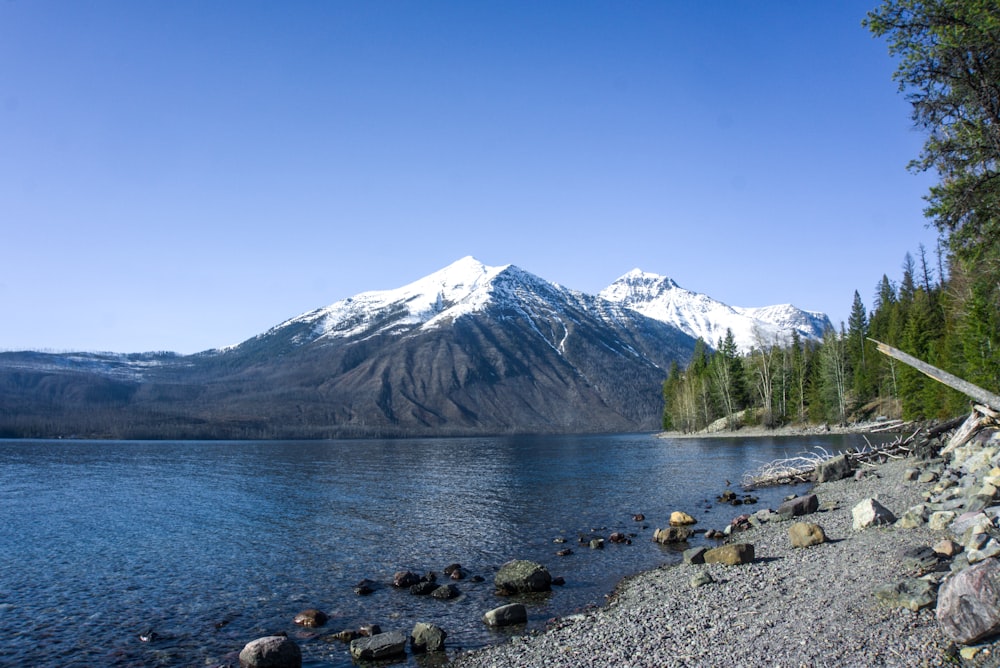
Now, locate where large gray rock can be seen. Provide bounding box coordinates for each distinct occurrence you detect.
[937,558,1000,644]
[852,498,897,530]
[239,635,302,668]
[349,631,407,661]
[816,454,852,482]
[495,560,552,593]
[483,603,527,627]
[777,494,819,519]
[410,622,447,653]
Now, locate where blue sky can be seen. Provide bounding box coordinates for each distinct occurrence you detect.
[2,1,940,354]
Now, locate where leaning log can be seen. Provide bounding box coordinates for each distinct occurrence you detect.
[868,338,1000,411]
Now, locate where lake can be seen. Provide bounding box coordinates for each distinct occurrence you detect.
[0,432,875,667]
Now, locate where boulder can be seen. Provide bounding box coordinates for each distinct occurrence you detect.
[393,571,421,588]
[495,560,552,594]
[788,522,827,548]
[410,581,438,595]
[483,603,527,627]
[937,558,1000,644]
[852,498,897,530]
[683,546,708,565]
[933,539,962,557]
[874,578,937,612]
[816,454,852,482]
[430,584,460,600]
[350,631,407,661]
[670,511,697,526]
[354,579,376,596]
[292,609,327,628]
[704,543,754,565]
[653,526,693,544]
[239,635,302,668]
[410,622,447,653]
[777,494,819,519]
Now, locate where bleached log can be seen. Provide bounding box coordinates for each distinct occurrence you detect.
[869,338,1000,411]
[941,411,987,456]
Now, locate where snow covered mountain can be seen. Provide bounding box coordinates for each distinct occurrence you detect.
[0,257,832,439]
[599,269,832,353]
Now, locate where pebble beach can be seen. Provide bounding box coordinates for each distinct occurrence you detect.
[452,456,958,667]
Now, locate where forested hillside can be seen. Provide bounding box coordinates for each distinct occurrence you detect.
[663,0,1000,432]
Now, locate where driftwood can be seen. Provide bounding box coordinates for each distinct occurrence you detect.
[742,429,920,488]
[868,338,1000,411]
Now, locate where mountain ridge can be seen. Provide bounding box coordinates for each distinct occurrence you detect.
[0,257,831,439]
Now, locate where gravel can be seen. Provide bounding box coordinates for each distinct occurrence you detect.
[452,457,957,667]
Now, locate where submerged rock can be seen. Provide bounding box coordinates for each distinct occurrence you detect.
[483,603,527,627]
[349,631,407,661]
[292,609,327,628]
[410,622,447,653]
[239,635,302,668]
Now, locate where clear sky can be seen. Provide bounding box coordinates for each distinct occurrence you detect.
[2,1,941,354]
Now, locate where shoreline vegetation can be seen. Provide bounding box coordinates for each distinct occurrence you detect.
[449,413,1000,667]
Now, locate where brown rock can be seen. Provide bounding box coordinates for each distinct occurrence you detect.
[653,526,693,544]
[670,511,697,526]
[704,543,755,565]
[293,609,328,628]
[788,522,827,548]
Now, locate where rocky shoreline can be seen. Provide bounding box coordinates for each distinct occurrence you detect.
[447,416,1000,668]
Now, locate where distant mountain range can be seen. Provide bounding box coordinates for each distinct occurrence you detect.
[0,257,831,439]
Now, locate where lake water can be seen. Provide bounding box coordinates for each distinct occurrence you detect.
[0,433,876,667]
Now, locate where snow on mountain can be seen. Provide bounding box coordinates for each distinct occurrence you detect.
[599,269,831,353]
[273,256,508,342]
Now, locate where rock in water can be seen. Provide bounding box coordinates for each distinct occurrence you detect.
[239,635,302,668]
[410,622,447,653]
[653,526,693,544]
[703,543,754,565]
[670,511,697,526]
[495,560,552,593]
[349,631,407,661]
[852,498,897,530]
[483,603,528,627]
[788,522,827,548]
[292,609,328,628]
[937,559,1000,644]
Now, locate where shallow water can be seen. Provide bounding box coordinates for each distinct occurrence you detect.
[0,433,876,666]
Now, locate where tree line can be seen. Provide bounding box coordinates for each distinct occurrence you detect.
[664,0,1000,433]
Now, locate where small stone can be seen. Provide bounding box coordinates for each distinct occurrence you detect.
[590,538,605,549]
[917,470,939,483]
[898,545,939,572]
[928,510,957,531]
[960,646,983,660]
[934,539,962,557]
[903,468,920,481]
[690,571,715,588]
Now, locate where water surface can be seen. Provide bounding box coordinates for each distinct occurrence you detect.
[0,433,873,666]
